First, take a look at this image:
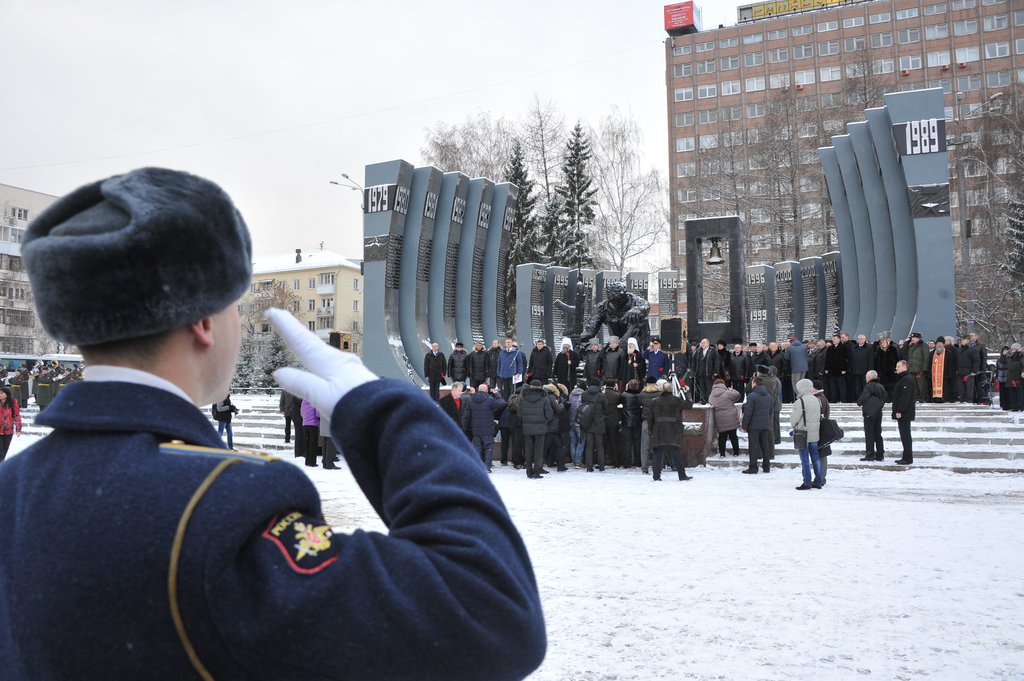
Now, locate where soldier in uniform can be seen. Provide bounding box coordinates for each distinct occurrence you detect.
[0,168,545,680]
[579,280,651,351]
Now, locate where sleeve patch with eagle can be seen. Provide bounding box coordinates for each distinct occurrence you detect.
[261,512,340,574]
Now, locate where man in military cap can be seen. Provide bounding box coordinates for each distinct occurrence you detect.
[0,168,545,680]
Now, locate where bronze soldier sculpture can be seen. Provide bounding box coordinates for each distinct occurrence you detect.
[579,281,651,350]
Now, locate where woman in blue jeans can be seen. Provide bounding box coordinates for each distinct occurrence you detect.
[790,379,822,490]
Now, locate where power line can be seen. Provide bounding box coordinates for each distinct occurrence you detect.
[0,39,662,172]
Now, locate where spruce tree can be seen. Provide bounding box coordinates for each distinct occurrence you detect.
[503,140,541,335]
[262,329,295,390]
[555,121,597,269]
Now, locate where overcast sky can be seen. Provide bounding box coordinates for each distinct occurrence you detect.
[2,1,736,259]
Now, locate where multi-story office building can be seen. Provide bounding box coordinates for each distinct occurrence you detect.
[0,183,58,356]
[665,0,1022,276]
[247,248,363,354]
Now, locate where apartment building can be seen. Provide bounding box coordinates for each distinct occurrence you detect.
[248,248,363,354]
[0,183,58,355]
[665,0,1023,271]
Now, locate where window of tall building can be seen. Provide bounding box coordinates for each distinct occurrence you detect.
[673,63,692,77]
[798,123,819,138]
[792,25,812,36]
[820,66,842,81]
[744,52,764,67]
[955,46,980,62]
[699,109,718,124]
[747,102,766,117]
[927,51,951,66]
[821,93,841,108]
[697,41,714,52]
[954,19,978,36]
[987,70,1011,87]
[900,55,923,70]
[817,20,838,32]
[293,279,300,290]
[930,77,952,93]
[951,0,975,8]
[743,33,764,45]
[698,59,716,74]
[818,40,839,56]
[725,130,744,145]
[673,45,691,56]
[307,321,315,331]
[844,36,864,52]
[984,14,1008,31]
[319,273,335,285]
[874,58,896,73]
[770,73,791,88]
[795,69,816,85]
[982,0,1007,5]
[767,28,788,39]
[724,105,743,120]
[674,87,694,102]
[843,16,865,28]
[985,42,1010,58]
[824,119,844,133]
[957,74,982,90]
[768,47,789,63]
[1018,68,1024,83]
[797,95,817,111]
[721,80,741,95]
[896,8,919,19]
[746,76,766,91]
[699,134,719,150]
[926,23,949,40]
[308,277,315,288]
[795,43,814,59]
[674,112,694,127]
[308,299,315,311]
[898,28,921,44]
[721,55,739,70]
[923,3,946,15]
[720,37,738,48]
[678,188,697,203]
[1017,37,1024,54]
[1016,10,1024,26]
[747,128,763,143]
[675,137,695,152]
[676,162,696,177]
[353,300,359,312]
[870,11,892,23]
[847,62,867,77]
[872,32,894,47]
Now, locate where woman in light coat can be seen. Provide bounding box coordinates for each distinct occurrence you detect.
[708,379,741,457]
[790,378,822,490]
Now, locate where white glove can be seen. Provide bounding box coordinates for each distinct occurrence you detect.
[266,308,377,417]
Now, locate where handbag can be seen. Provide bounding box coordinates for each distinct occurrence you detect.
[792,396,808,450]
[819,417,844,448]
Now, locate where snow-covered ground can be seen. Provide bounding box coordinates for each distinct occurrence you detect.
[7,412,1023,680]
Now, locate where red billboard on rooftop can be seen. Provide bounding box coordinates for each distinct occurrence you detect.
[664,1,701,35]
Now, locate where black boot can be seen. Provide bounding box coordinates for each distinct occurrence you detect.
[741,467,757,474]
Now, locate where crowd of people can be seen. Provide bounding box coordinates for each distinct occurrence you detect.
[422,327,1022,490]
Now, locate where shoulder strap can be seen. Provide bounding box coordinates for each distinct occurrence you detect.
[797,396,808,428]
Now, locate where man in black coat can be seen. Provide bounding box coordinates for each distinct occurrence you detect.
[447,342,469,385]
[517,380,553,479]
[892,360,917,464]
[729,343,753,401]
[580,381,608,472]
[439,382,468,434]
[648,382,694,481]
[692,338,721,404]
[486,339,502,387]
[553,338,580,390]
[601,336,628,390]
[602,379,622,467]
[527,339,554,383]
[856,370,888,461]
[467,340,490,389]
[847,334,873,404]
[956,336,982,404]
[824,335,848,403]
[582,338,604,385]
[423,342,447,401]
[741,376,773,473]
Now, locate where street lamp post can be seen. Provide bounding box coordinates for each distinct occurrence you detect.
[952,91,1003,334]
[329,173,365,210]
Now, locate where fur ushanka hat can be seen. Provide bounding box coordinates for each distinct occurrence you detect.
[23,167,252,346]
